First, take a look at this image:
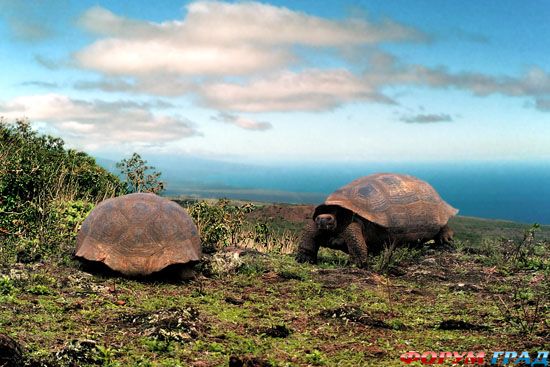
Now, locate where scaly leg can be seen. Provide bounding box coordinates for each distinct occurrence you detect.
[341,221,369,268]
[295,222,328,264]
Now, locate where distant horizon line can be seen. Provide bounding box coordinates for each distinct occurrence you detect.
[94,154,550,167]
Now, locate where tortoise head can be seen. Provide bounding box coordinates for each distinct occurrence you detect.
[315,214,337,231]
[314,205,339,231]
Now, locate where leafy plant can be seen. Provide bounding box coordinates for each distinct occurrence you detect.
[371,242,422,274]
[493,274,549,335]
[43,200,95,255]
[253,221,271,247]
[116,152,164,194]
[0,275,15,296]
[0,119,125,264]
[26,284,53,295]
[305,349,326,365]
[187,199,255,252]
[470,224,549,272]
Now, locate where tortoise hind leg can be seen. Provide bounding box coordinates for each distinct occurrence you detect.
[296,222,328,264]
[434,224,454,247]
[341,221,369,268]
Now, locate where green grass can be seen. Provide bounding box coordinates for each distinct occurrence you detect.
[449,215,550,242]
[1,211,548,366]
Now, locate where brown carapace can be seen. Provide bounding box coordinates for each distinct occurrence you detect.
[75,193,201,278]
[296,173,458,268]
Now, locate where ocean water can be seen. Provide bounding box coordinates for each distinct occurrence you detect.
[153,159,550,225]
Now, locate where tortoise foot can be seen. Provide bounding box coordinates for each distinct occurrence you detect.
[295,252,317,264]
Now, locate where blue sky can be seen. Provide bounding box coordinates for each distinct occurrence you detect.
[1,0,550,163]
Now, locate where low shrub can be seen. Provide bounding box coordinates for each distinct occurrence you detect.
[0,119,124,265]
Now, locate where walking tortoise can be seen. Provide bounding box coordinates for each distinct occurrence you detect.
[295,173,458,268]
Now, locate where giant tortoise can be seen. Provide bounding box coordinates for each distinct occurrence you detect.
[75,193,201,279]
[295,173,458,268]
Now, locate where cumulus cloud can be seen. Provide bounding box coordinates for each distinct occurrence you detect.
[0,94,198,149]
[362,56,550,112]
[75,1,426,76]
[68,1,550,115]
[201,69,395,112]
[400,113,453,123]
[414,66,550,97]
[367,57,550,98]
[73,76,194,96]
[212,112,272,131]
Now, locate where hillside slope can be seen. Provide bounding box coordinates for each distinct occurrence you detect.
[1,202,547,366]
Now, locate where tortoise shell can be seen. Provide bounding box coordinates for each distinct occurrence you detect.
[75,193,201,276]
[316,173,458,239]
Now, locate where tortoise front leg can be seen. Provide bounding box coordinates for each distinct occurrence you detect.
[295,222,328,264]
[341,221,369,268]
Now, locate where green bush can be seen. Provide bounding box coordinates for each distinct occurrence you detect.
[116,152,165,194]
[0,119,125,264]
[44,200,95,252]
[187,199,255,253]
[459,224,549,272]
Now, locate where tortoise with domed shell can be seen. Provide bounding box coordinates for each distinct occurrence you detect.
[76,193,201,279]
[295,173,458,268]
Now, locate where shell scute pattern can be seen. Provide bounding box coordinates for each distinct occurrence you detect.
[323,173,457,237]
[75,193,201,276]
[357,183,375,198]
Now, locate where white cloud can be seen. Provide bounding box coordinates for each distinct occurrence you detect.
[365,57,550,98]
[71,1,550,115]
[78,6,157,38]
[75,1,425,76]
[180,1,425,46]
[212,112,272,131]
[0,94,199,150]
[76,38,292,76]
[201,69,394,112]
[73,76,195,97]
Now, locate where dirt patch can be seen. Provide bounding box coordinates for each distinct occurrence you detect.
[118,306,206,342]
[402,252,497,287]
[248,204,314,225]
[319,306,396,329]
[315,268,372,289]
